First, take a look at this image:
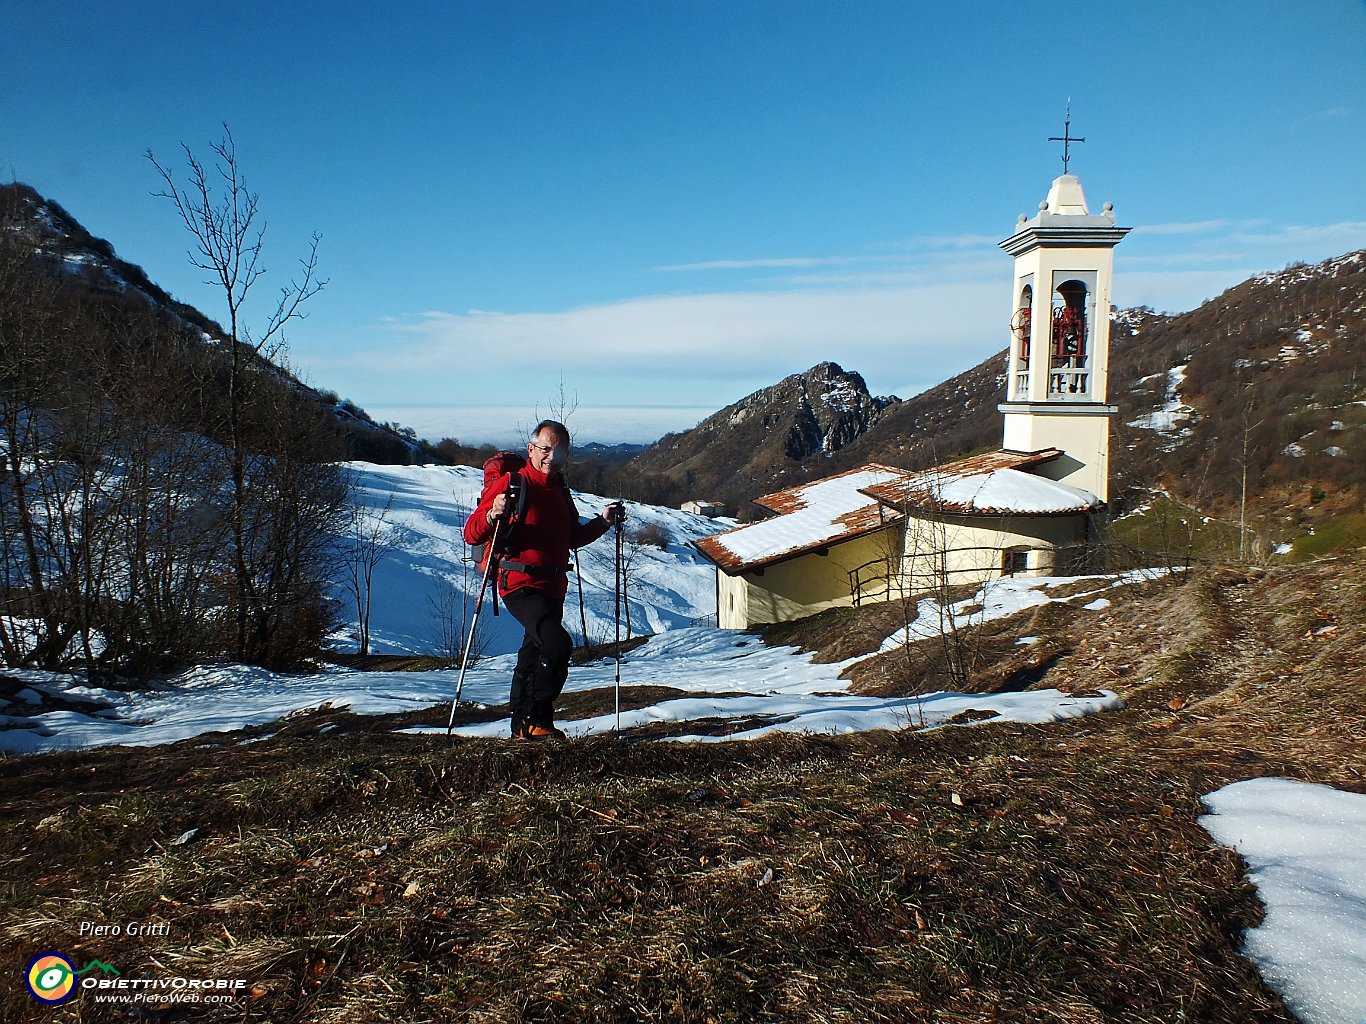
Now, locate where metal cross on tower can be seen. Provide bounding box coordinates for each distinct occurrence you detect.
[1048,104,1086,174]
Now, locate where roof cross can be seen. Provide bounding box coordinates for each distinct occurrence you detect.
[1048,103,1086,174]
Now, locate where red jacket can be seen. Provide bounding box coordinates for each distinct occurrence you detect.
[463,464,609,600]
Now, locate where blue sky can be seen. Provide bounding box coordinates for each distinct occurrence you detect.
[7,1,1365,445]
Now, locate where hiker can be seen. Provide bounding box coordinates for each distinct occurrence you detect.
[464,419,625,739]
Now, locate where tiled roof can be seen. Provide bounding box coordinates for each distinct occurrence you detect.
[694,465,904,575]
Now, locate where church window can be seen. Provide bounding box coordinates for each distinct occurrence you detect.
[1002,548,1030,576]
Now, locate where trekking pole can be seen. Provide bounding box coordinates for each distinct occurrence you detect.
[613,506,624,738]
[446,515,503,737]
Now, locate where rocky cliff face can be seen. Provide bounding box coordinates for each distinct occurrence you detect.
[711,362,897,460]
[627,362,898,512]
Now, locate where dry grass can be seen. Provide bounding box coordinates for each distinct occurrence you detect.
[2,554,1362,1023]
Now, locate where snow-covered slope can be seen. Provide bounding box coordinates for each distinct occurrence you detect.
[343,462,723,655]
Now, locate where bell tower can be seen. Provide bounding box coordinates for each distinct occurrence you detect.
[998,155,1129,502]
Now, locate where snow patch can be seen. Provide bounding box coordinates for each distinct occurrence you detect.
[1128,364,1192,438]
[1200,779,1366,1024]
[869,569,1174,657]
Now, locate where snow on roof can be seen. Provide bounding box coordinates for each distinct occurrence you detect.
[695,465,904,575]
[695,450,1099,575]
[863,463,1101,516]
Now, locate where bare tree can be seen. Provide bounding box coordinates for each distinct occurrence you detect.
[148,127,344,666]
[428,541,490,668]
[1237,379,1266,562]
[572,548,590,650]
[148,126,326,661]
[899,513,981,689]
[587,522,651,642]
[345,495,398,656]
[883,463,1009,692]
[0,178,345,677]
[0,192,70,667]
[541,374,578,430]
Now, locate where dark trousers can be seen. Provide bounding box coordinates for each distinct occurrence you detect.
[502,588,573,730]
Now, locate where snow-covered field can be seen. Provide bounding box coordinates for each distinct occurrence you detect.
[0,625,1123,755]
[3,461,1361,1016]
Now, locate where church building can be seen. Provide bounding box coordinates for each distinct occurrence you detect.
[696,167,1130,629]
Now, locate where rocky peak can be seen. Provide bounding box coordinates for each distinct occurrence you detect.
[723,361,898,458]
[626,361,901,510]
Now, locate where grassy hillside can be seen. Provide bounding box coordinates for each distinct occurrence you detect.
[2,553,1361,1022]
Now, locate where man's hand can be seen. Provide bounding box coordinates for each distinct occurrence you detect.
[487,493,508,524]
[603,501,626,526]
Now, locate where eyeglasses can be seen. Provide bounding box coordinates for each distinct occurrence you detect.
[529,443,562,457]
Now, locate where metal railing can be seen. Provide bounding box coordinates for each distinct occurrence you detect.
[848,558,893,607]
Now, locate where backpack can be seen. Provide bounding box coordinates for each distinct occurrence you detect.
[473,452,529,569]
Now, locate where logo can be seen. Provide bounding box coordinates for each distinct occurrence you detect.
[23,951,245,1007]
[24,954,121,1004]
[26,952,77,1004]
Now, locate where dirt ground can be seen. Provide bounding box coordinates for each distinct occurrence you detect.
[1,553,1361,1023]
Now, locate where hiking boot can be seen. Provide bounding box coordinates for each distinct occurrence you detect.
[510,717,529,739]
[522,723,567,741]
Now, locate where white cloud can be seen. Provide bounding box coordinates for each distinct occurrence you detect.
[653,232,1009,278]
[1135,219,1247,236]
[912,232,1004,250]
[367,281,1008,383]
[1132,219,1365,254]
[1235,221,1366,249]
[316,278,1016,445]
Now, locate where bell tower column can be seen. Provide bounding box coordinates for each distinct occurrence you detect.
[998,167,1129,502]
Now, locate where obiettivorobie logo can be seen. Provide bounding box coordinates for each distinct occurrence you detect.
[25,953,120,1004]
[24,952,247,1007]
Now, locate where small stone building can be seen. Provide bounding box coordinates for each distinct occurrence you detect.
[695,466,906,629]
[695,450,1103,629]
[681,499,728,518]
